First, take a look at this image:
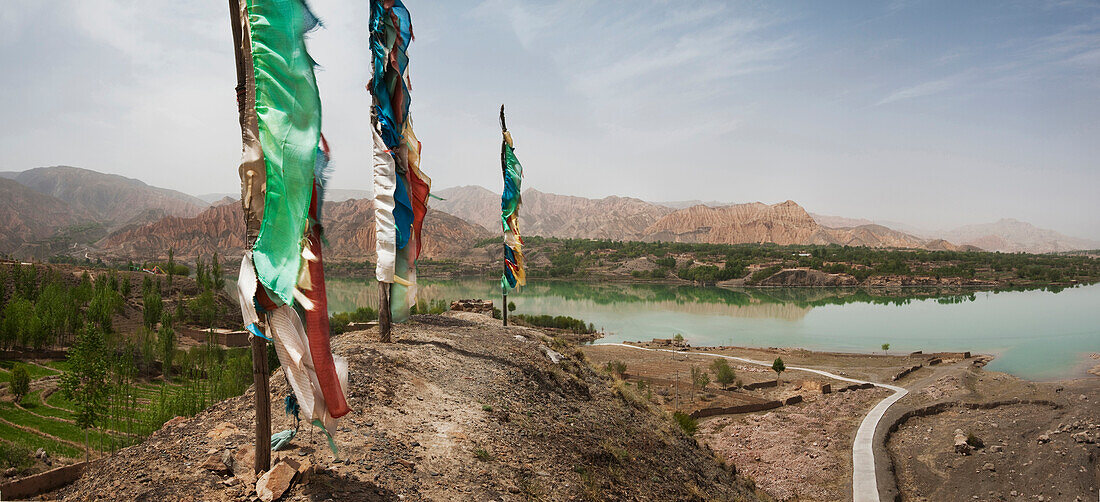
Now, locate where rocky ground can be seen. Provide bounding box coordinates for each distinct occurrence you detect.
[50,312,765,501]
[582,340,1100,501]
[583,343,904,501]
[699,387,890,501]
[886,366,1099,501]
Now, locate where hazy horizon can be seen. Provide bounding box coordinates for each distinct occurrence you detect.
[1,1,1098,239]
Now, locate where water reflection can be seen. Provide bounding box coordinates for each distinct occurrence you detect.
[325,278,1098,380]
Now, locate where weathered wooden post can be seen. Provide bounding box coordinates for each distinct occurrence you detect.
[500,105,509,328]
[379,282,392,342]
[228,0,270,474]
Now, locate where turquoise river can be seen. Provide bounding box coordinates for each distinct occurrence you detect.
[326,279,1100,381]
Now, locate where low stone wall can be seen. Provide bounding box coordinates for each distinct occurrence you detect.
[0,349,68,360]
[929,351,971,359]
[742,380,778,391]
[177,327,249,348]
[691,400,783,419]
[784,395,803,405]
[892,364,923,381]
[450,299,494,314]
[0,461,89,499]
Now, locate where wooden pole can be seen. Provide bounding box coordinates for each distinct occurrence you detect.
[500,104,509,328]
[229,0,270,474]
[250,319,271,473]
[379,282,392,342]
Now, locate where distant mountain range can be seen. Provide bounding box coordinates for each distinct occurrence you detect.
[0,167,1095,260]
[4,166,206,227]
[433,187,970,250]
[98,199,489,262]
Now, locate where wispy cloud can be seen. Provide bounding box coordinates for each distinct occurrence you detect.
[876,16,1100,105]
[475,1,796,141]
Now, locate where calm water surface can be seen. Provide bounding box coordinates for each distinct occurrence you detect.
[326,279,1100,381]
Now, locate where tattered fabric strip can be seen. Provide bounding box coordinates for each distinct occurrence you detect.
[370,0,426,320]
[501,132,525,290]
[299,142,349,419]
[247,0,323,305]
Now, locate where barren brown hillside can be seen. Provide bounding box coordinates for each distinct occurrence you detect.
[55,313,764,501]
[97,199,492,262]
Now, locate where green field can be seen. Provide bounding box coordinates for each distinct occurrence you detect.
[2,353,250,460]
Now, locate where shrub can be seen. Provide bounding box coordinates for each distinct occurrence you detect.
[691,366,710,396]
[748,265,782,284]
[966,432,984,448]
[512,314,594,334]
[10,364,30,404]
[710,359,736,386]
[330,306,378,334]
[603,360,626,378]
[474,448,493,461]
[673,411,697,435]
[0,442,34,473]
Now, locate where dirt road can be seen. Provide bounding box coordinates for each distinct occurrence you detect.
[596,343,906,502]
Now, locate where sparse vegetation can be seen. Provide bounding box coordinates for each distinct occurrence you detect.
[511,314,595,334]
[0,441,34,474]
[474,447,493,461]
[690,366,710,402]
[330,306,378,334]
[513,236,1100,286]
[604,360,627,378]
[673,411,698,435]
[710,358,736,386]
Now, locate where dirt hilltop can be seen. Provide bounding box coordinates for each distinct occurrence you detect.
[53,312,763,501]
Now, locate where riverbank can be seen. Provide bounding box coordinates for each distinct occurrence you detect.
[581,341,1099,501]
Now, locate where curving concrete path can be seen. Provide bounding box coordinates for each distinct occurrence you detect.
[594,343,907,502]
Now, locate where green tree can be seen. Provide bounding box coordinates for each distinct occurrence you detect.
[120,274,131,298]
[158,313,176,379]
[1,298,34,350]
[772,357,786,383]
[507,300,516,313]
[166,248,175,286]
[195,256,206,290]
[211,252,223,290]
[690,366,710,402]
[175,292,185,323]
[60,324,110,463]
[87,278,122,332]
[710,358,736,386]
[9,364,30,404]
[881,343,890,354]
[673,333,684,344]
[143,289,163,330]
[190,289,218,328]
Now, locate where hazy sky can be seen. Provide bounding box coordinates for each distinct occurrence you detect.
[1,1,1098,238]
